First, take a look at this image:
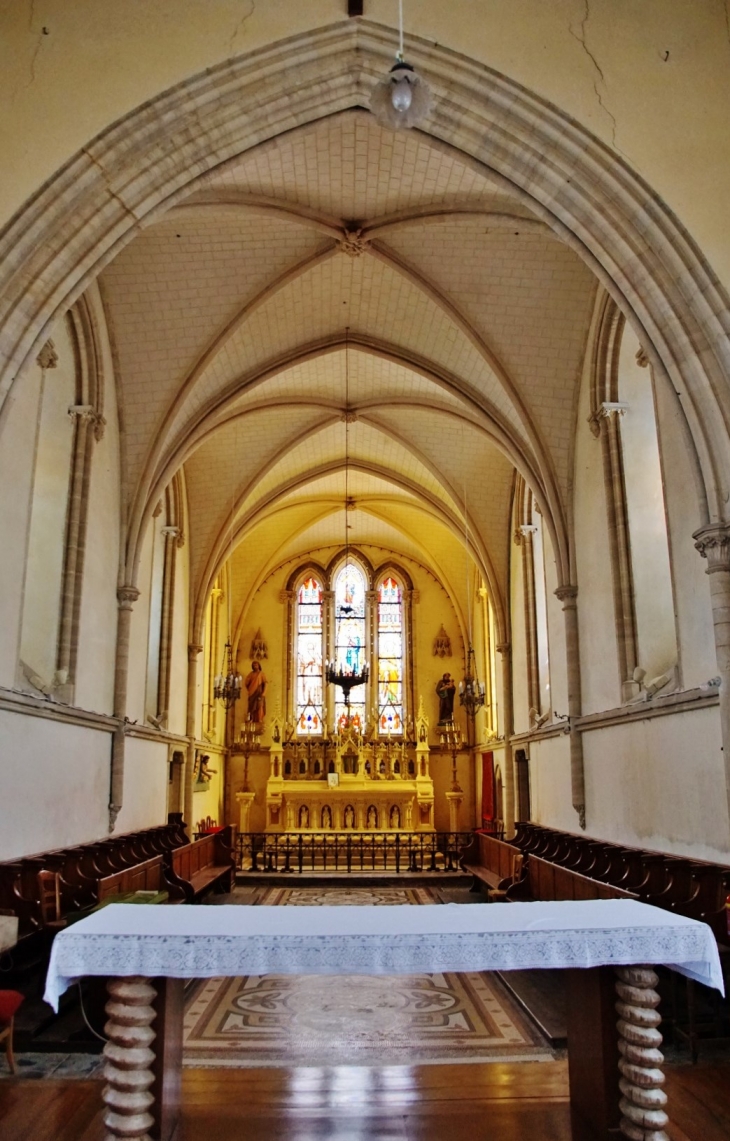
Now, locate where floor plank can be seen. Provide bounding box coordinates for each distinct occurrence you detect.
[1,1059,728,1141]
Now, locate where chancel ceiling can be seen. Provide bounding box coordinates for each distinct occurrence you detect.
[98,108,600,641]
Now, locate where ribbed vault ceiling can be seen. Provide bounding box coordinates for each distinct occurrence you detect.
[98,108,599,638]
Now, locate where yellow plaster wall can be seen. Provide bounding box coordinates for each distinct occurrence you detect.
[1,2,730,290]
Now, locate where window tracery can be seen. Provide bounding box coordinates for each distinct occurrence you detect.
[290,554,411,737]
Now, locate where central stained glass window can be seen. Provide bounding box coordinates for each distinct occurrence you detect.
[333,561,366,733]
[293,557,407,737]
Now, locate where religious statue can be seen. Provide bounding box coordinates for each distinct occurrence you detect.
[321,805,332,829]
[389,804,401,829]
[367,804,378,829]
[195,754,216,783]
[344,804,355,829]
[298,804,309,829]
[244,660,267,723]
[436,672,456,725]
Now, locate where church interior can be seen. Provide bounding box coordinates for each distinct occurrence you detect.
[1,2,730,1139]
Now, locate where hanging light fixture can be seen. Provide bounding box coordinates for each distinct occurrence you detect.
[459,644,485,718]
[370,0,432,130]
[214,640,242,711]
[325,329,369,712]
[459,492,485,720]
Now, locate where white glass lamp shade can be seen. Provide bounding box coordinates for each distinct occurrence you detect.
[370,61,432,130]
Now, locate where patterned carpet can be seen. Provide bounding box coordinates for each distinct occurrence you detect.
[183,886,554,1067]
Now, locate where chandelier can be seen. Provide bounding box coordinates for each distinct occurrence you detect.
[325,328,369,713]
[214,640,242,711]
[459,644,485,719]
[370,0,431,130]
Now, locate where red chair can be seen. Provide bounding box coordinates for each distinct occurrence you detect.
[0,990,24,1073]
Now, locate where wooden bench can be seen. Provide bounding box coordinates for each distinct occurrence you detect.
[97,855,184,904]
[508,854,638,903]
[459,831,524,896]
[164,826,235,903]
[0,816,190,940]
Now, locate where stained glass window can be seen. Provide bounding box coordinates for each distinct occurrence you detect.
[378,575,403,734]
[333,561,367,732]
[296,576,323,734]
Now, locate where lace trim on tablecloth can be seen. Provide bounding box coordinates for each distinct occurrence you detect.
[45,923,721,1010]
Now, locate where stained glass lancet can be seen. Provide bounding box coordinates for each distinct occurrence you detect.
[378,574,403,734]
[296,575,323,734]
[333,561,367,733]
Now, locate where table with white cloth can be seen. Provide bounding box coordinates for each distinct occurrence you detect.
[45,898,724,1141]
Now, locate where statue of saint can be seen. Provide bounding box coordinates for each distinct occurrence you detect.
[244,660,267,723]
[344,805,355,828]
[436,672,456,724]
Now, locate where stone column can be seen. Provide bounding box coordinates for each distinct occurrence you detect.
[56,405,101,701]
[156,525,180,725]
[108,585,140,832]
[693,523,730,833]
[517,525,541,716]
[236,791,255,834]
[554,585,586,829]
[184,643,203,832]
[496,642,516,836]
[445,790,463,833]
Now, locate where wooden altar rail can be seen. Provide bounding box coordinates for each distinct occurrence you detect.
[0,815,189,940]
[512,822,730,943]
[236,831,476,874]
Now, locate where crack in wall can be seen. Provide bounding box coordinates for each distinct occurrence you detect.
[26,0,46,91]
[81,147,141,226]
[228,0,256,54]
[568,0,624,155]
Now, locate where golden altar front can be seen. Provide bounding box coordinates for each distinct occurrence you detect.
[252,712,435,834]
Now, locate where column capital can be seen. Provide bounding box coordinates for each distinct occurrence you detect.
[67,404,106,440]
[188,643,204,660]
[117,584,140,610]
[495,641,510,656]
[555,584,579,606]
[693,523,730,574]
[161,525,180,541]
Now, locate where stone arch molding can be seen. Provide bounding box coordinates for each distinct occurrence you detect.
[1,18,729,522]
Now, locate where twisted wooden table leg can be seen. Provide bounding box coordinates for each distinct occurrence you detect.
[615,966,669,1141]
[102,977,157,1141]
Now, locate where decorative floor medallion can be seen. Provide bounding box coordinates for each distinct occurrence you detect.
[183,970,551,1067]
[183,886,554,1067]
[253,886,440,906]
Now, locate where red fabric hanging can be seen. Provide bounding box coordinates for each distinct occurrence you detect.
[481,751,495,829]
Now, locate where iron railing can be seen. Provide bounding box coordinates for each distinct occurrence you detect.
[236,831,474,874]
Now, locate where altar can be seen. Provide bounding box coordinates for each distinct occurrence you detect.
[45,899,723,1141]
[250,720,438,834]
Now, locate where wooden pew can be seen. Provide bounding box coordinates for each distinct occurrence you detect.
[97,856,171,903]
[510,823,730,938]
[509,855,638,903]
[459,831,523,895]
[0,817,190,939]
[164,826,235,903]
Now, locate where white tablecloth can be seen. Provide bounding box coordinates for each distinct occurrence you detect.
[44,899,724,1011]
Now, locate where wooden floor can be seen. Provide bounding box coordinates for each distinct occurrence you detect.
[1,1059,729,1141]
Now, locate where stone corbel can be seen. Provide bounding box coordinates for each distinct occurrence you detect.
[36,340,58,370]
